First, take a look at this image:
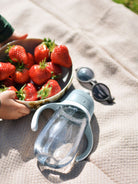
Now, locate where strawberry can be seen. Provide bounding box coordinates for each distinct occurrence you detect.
[8,86,18,93]
[6,45,28,64]
[17,83,38,101]
[46,62,62,79]
[38,79,61,99]
[25,53,35,69]
[2,75,15,87]
[14,68,30,84]
[34,38,54,64]
[0,62,16,81]
[51,45,72,68]
[29,61,51,86]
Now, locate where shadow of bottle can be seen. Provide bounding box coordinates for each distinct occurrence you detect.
[36,113,99,183]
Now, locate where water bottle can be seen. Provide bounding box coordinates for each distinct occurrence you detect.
[31,89,94,169]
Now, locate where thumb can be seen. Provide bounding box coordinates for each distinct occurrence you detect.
[18,33,28,40]
[15,33,28,40]
[6,90,16,99]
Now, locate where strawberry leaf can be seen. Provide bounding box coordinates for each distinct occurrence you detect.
[38,85,52,100]
[16,84,26,100]
[43,38,56,52]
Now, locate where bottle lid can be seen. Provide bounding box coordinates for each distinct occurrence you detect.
[65,89,94,118]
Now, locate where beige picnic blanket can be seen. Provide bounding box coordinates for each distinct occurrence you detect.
[0,0,138,183]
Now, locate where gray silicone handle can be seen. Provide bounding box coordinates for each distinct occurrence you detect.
[31,103,61,131]
[75,122,93,162]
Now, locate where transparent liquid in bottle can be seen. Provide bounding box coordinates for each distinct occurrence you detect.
[34,105,87,168]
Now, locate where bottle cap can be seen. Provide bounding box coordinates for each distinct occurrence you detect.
[65,89,94,118]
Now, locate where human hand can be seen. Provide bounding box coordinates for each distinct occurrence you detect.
[0,90,30,120]
[0,32,28,47]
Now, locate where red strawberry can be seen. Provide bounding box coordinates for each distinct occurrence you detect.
[2,75,15,87]
[0,62,16,81]
[17,83,38,101]
[8,86,18,92]
[14,68,30,84]
[46,62,62,79]
[51,45,72,68]
[34,39,51,64]
[25,53,35,69]
[38,79,61,99]
[29,61,51,86]
[6,45,28,64]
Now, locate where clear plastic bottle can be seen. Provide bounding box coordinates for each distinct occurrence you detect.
[32,89,94,169]
[34,105,87,169]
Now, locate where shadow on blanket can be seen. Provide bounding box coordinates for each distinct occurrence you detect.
[0,109,54,162]
[36,114,99,183]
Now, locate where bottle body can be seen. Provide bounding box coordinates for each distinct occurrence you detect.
[34,105,88,168]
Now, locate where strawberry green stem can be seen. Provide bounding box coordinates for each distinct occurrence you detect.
[5,44,14,54]
[43,38,56,52]
[16,84,26,100]
[39,59,47,69]
[0,85,7,92]
[38,85,52,100]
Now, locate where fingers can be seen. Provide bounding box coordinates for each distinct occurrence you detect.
[12,98,30,115]
[15,33,28,40]
[2,91,30,113]
[0,90,16,102]
[17,103,30,115]
[5,102,30,120]
[6,90,16,99]
[15,106,30,119]
[0,91,31,120]
[0,33,28,48]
